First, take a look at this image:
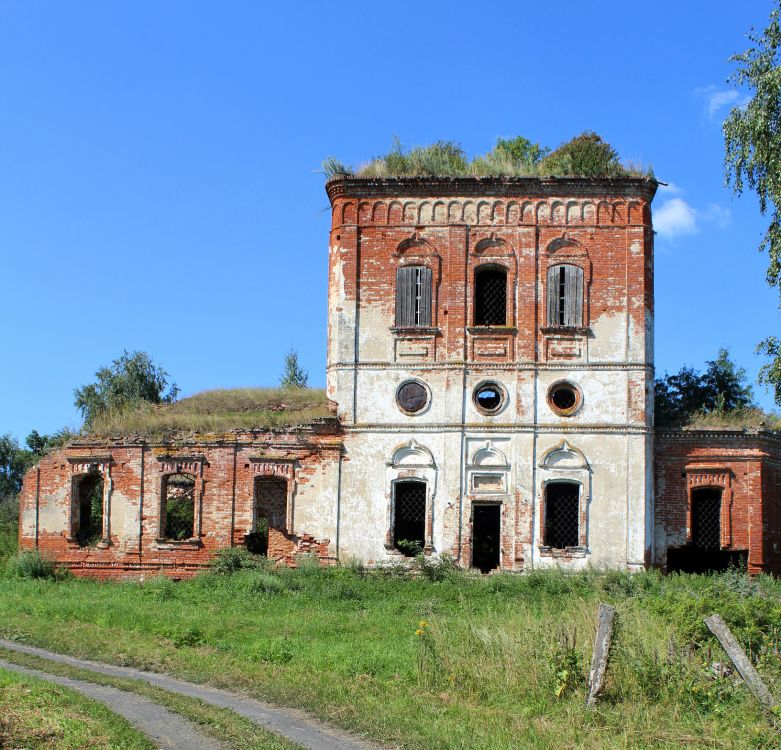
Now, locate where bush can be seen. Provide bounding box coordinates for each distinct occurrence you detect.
[208,547,267,575]
[414,553,461,582]
[6,550,58,580]
[0,496,19,561]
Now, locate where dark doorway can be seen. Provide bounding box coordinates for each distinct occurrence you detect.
[667,488,746,573]
[75,474,104,547]
[393,480,426,555]
[472,504,501,573]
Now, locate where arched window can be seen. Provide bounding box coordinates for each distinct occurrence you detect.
[393,480,426,555]
[546,264,584,327]
[73,473,104,547]
[543,481,580,549]
[474,266,507,326]
[395,266,432,327]
[161,473,195,541]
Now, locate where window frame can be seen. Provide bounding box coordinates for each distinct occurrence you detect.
[546,263,585,328]
[395,265,433,328]
[542,480,582,550]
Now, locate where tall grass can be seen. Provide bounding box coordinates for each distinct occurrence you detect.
[0,565,778,749]
[85,388,330,438]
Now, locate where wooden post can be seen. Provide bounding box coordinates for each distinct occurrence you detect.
[586,603,616,708]
[704,614,776,709]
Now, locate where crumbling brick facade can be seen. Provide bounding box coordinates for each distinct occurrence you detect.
[19,424,342,578]
[19,175,781,577]
[654,429,781,575]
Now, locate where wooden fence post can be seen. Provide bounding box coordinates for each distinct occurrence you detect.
[704,614,776,710]
[586,603,616,708]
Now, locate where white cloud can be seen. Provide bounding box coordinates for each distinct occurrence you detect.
[703,203,731,229]
[657,181,681,195]
[655,197,698,239]
[696,85,751,120]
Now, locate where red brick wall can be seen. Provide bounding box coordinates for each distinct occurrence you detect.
[654,430,781,575]
[18,427,342,580]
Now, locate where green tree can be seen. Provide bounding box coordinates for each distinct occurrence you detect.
[279,349,308,389]
[540,131,623,176]
[74,350,179,427]
[0,434,27,501]
[723,3,781,402]
[655,348,755,425]
[491,136,550,167]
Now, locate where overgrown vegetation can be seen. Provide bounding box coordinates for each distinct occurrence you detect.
[0,667,155,750]
[0,564,779,749]
[74,350,179,428]
[85,387,330,438]
[323,132,653,180]
[279,349,309,390]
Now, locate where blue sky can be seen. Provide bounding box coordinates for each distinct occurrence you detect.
[1,1,778,440]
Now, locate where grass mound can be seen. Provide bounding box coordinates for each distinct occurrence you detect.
[85,388,331,438]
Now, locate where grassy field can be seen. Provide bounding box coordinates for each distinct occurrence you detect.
[1,554,781,750]
[0,667,155,749]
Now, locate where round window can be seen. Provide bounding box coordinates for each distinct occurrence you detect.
[548,381,581,415]
[473,381,506,415]
[397,381,429,414]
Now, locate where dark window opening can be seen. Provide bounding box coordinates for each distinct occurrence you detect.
[396,266,432,327]
[549,383,579,413]
[667,488,743,573]
[474,382,504,414]
[546,264,584,327]
[75,474,104,547]
[249,477,287,555]
[544,482,580,549]
[163,473,195,541]
[393,480,426,555]
[472,504,501,573]
[397,381,428,413]
[474,268,507,326]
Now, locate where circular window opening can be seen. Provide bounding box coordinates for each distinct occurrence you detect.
[397,381,429,414]
[474,381,505,414]
[548,382,581,415]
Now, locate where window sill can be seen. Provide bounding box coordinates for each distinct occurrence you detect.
[467,326,517,335]
[539,326,592,336]
[538,545,588,558]
[390,327,441,336]
[154,537,203,550]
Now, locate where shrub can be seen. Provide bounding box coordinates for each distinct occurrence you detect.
[6,550,58,580]
[209,547,267,575]
[246,572,287,596]
[414,553,461,582]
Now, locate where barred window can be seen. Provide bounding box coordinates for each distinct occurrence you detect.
[546,264,584,327]
[393,480,426,555]
[396,266,432,327]
[691,488,722,550]
[544,482,580,549]
[474,266,507,326]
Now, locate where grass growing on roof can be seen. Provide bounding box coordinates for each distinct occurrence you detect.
[323,133,655,180]
[682,407,781,431]
[0,563,779,749]
[84,387,330,438]
[0,667,155,750]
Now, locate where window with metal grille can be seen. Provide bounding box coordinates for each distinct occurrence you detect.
[544,482,580,549]
[474,267,507,326]
[393,480,426,554]
[546,264,584,327]
[396,266,432,327]
[691,488,722,549]
[162,473,195,541]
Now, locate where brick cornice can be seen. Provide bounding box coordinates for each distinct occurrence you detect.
[325,176,658,203]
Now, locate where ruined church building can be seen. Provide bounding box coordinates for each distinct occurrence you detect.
[19,176,781,577]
